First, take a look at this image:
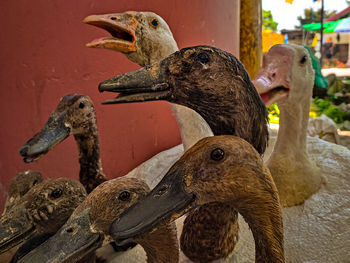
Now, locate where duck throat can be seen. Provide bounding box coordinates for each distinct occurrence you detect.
[74,128,106,193]
[135,222,179,263]
[268,99,322,207]
[236,177,284,263]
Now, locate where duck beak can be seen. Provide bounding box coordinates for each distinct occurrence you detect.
[0,204,35,254]
[16,209,103,263]
[110,165,195,245]
[83,12,137,53]
[98,62,171,104]
[18,112,70,163]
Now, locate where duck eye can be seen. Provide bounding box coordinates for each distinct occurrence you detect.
[300,55,307,64]
[150,18,159,28]
[32,180,38,186]
[210,148,225,161]
[196,52,210,64]
[118,191,130,201]
[78,101,85,109]
[50,188,63,199]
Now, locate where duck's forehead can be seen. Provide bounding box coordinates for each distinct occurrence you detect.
[265,45,293,65]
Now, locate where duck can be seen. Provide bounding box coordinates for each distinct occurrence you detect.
[0,178,86,258]
[0,170,43,262]
[18,94,107,194]
[99,44,350,262]
[99,44,269,263]
[109,135,285,263]
[17,177,179,263]
[2,170,43,215]
[85,13,257,262]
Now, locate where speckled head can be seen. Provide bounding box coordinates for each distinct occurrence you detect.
[18,94,97,163]
[83,11,178,66]
[99,45,269,155]
[17,177,151,263]
[3,170,43,214]
[0,178,86,254]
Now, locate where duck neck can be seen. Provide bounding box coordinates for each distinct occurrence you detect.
[136,223,179,263]
[170,104,213,151]
[271,99,309,157]
[74,124,106,193]
[236,182,284,263]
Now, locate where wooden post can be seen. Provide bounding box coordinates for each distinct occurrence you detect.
[240,0,262,79]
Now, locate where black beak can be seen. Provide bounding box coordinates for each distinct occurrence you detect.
[109,165,195,245]
[0,204,35,254]
[16,209,103,263]
[18,112,70,163]
[98,62,171,104]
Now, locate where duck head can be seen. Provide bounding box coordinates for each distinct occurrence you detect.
[99,45,268,155]
[254,44,315,106]
[109,136,282,249]
[0,178,86,254]
[83,11,178,66]
[3,170,43,215]
[18,94,97,163]
[17,177,150,263]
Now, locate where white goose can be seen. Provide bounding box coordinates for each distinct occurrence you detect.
[232,44,350,262]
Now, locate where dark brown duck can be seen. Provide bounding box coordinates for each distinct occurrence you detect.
[99,45,269,155]
[18,177,179,263]
[18,94,106,193]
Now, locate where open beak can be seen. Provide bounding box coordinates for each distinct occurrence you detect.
[83,12,137,53]
[18,112,70,163]
[109,165,195,245]
[253,75,290,106]
[17,209,103,263]
[0,204,35,254]
[98,62,171,104]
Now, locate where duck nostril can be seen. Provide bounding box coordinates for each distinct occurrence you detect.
[66,227,73,233]
[19,146,28,156]
[110,17,117,20]
[271,72,276,78]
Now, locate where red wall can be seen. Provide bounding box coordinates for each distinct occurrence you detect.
[0,0,240,210]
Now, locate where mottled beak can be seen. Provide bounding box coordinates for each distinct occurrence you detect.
[18,112,70,163]
[0,205,35,254]
[98,61,171,104]
[109,165,195,245]
[16,209,103,263]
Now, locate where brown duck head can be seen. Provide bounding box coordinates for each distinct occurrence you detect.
[99,46,269,155]
[18,94,97,163]
[253,44,314,106]
[110,136,284,262]
[0,178,86,255]
[17,177,153,263]
[83,11,178,66]
[3,170,43,215]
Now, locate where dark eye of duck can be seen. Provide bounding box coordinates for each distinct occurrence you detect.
[32,180,38,186]
[78,101,85,109]
[210,148,225,161]
[118,191,131,201]
[150,18,159,28]
[50,188,63,199]
[300,55,307,64]
[196,52,210,64]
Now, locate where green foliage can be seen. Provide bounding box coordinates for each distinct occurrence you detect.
[267,103,280,124]
[296,8,336,28]
[311,98,346,123]
[263,10,278,31]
